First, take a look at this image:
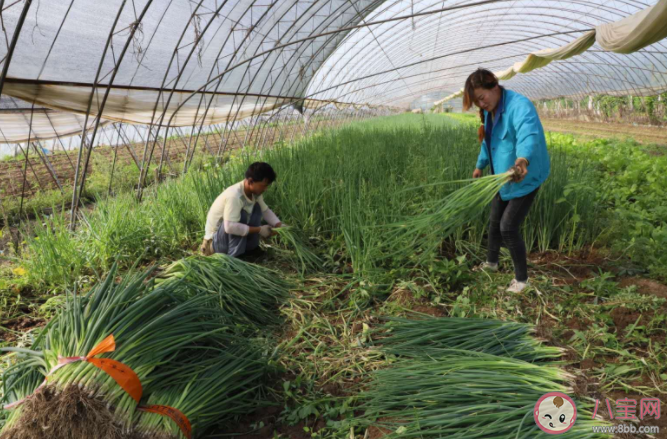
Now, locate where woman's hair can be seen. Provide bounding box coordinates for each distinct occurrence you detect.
[463,68,500,142]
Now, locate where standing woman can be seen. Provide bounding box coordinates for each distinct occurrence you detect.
[464,69,550,293]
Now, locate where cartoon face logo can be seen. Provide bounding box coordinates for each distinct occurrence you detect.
[534,392,577,434]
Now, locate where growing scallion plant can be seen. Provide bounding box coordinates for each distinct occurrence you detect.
[272,226,323,275]
[381,171,513,265]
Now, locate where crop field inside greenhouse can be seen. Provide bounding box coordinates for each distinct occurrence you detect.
[1,1,667,439]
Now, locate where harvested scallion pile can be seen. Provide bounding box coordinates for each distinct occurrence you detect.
[348,315,612,439]
[132,343,271,439]
[379,316,564,362]
[157,254,290,327]
[353,351,611,439]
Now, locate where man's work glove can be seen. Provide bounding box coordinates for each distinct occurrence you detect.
[200,238,214,256]
[271,222,286,237]
[259,225,273,239]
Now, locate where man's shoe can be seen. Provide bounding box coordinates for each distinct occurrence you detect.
[239,247,267,263]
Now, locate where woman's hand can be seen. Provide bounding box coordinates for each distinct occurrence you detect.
[472,168,483,179]
[511,158,529,182]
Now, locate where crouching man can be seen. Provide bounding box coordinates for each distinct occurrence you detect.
[200,162,282,259]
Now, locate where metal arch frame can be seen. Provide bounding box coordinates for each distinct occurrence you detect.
[0,0,31,96]
[307,0,666,104]
[340,67,661,112]
[329,48,667,108]
[148,0,528,124]
[305,12,667,108]
[3,0,664,111]
[70,0,155,229]
[147,0,380,183]
[174,0,295,175]
[309,2,601,87]
[147,0,293,186]
[346,42,667,106]
[137,0,275,185]
[315,0,652,75]
[107,3,414,162]
[186,0,380,163]
[135,0,211,200]
[3,0,664,109]
[312,15,640,101]
[137,0,305,191]
[306,29,598,101]
[311,21,586,100]
[168,0,267,176]
[192,0,383,163]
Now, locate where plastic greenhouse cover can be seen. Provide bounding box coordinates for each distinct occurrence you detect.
[0,0,665,142]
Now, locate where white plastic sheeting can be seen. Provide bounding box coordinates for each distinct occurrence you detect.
[433,0,667,105]
[0,0,666,142]
[596,0,667,54]
[3,82,290,127]
[308,0,667,108]
[0,109,104,144]
[0,0,385,142]
[494,32,596,81]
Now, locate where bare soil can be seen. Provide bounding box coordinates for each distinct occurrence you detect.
[619,278,667,300]
[0,316,45,343]
[608,390,667,439]
[610,307,652,336]
[542,118,667,146]
[0,120,346,201]
[218,406,324,439]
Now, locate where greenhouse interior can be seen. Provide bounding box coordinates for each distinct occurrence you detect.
[0,0,666,438]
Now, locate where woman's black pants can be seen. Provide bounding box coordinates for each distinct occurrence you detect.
[487,187,539,282]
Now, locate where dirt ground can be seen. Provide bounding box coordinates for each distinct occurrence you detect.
[542,118,667,146]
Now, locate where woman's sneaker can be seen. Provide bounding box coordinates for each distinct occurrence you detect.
[507,279,528,293]
[479,261,499,272]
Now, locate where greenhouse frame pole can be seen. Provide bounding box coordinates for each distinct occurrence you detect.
[69,1,130,230]
[71,0,154,230]
[0,0,32,96]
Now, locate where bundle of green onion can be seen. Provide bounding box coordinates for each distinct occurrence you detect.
[354,351,611,438]
[379,316,563,362]
[2,266,185,435]
[157,254,291,327]
[0,342,44,434]
[0,264,271,439]
[383,171,513,264]
[272,226,323,275]
[132,344,270,439]
[348,315,611,439]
